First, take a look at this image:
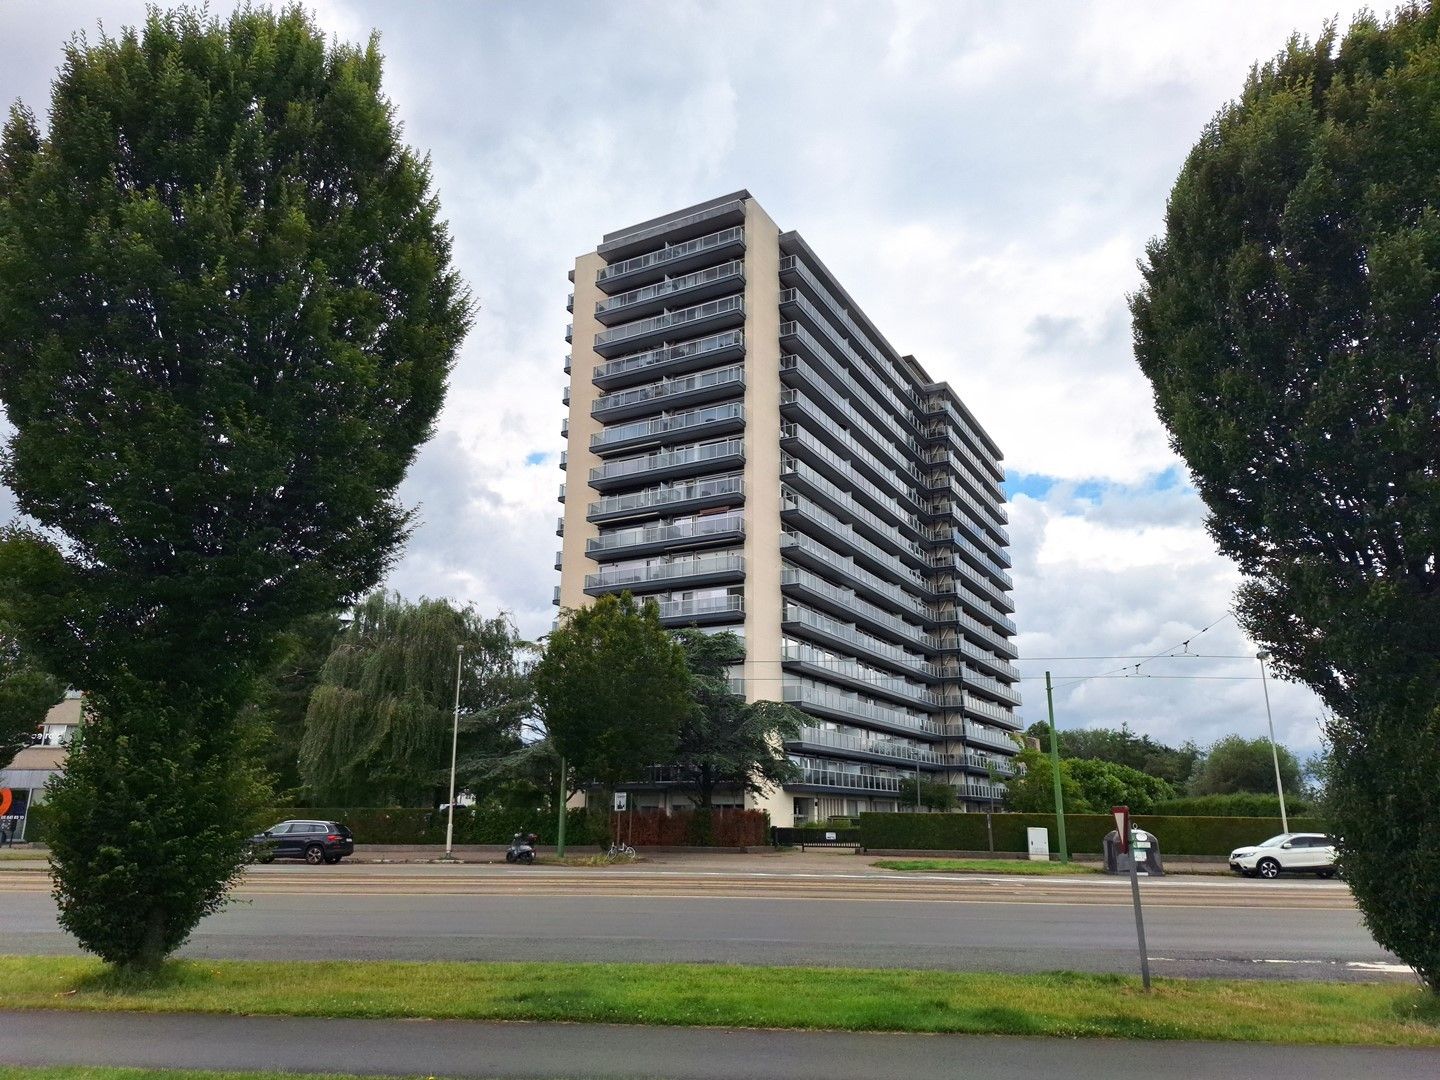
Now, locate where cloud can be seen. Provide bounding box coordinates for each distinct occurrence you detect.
[0,0,1356,753]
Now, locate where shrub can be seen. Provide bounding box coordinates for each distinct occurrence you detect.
[1155,793,1313,818]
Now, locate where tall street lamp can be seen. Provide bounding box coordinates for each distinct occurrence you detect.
[444,643,463,861]
[1255,650,1289,834]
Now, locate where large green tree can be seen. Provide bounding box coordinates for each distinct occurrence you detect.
[1187,735,1303,797]
[1130,6,1440,988]
[1005,748,1175,814]
[0,6,468,968]
[671,629,801,810]
[300,592,530,806]
[250,610,343,802]
[1026,721,1201,790]
[532,593,691,790]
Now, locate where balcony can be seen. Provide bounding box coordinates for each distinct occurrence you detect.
[595,260,744,325]
[782,602,931,681]
[591,363,744,423]
[584,552,744,596]
[593,329,745,391]
[784,681,938,738]
[790,726,942,768]
[587,512,744,561]
[780,565,930,651]
[590,401,744,456]
[941,721,1021,754]
[779,529,928,619]
[789,764,903,795]
[929,605,1019,659]
[653,593,745,625]
[592,295,745,358]
[782,640,933,709]
[597,198,746,261]
[956,780,1007,803]
[781,490,925,589]
[596,225,746,294]
[555,516,564,537]
[960,694,1020,728]
[588,436,744,492]
[964,668,1023,708]
[587,472,743,525]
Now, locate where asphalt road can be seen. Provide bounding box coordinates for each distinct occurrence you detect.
[5,1010,1439,1080]
[0,862,1407,982]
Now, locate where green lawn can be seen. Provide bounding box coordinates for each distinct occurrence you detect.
[0,956,1436,1046]
[872,858,1101,875]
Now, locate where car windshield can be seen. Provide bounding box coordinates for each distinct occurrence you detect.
[1257,834,1290,848]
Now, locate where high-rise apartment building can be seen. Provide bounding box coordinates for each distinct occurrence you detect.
[555,192,1021,825]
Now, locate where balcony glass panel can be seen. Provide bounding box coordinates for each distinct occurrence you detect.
[595,259,743,318]
[793,726,940,765]
[591,401,743,451]
[589,512,744,554]
[588,473,743,519]
[584,552,743,591]
[589,437,743,484]
[594,329,743,384]
[593,363,744,416]
[784,678,936,734]
[593,295,743,353]
[597,226,745,285]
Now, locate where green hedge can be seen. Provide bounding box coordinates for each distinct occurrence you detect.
[859,812,1325,856]
[267,806,607,846]
[1153,793,1312,817]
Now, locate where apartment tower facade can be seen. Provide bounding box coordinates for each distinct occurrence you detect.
[555,192,1021,825]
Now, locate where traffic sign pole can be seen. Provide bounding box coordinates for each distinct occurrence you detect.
[1045,671,1068,863]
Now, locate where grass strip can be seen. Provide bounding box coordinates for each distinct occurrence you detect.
[872,858,1101,875]
[0,956,1437,1046]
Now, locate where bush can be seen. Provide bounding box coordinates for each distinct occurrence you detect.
[859,812,1325,856]
[1155,793,1312,818]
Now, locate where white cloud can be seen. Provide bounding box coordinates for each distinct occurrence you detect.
[0,0,1357,754]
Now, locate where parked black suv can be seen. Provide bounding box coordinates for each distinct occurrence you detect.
[249,820,354,865]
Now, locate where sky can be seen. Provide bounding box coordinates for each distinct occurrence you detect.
[0,0,1375,760]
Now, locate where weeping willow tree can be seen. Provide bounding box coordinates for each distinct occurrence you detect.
[300,593,532,805]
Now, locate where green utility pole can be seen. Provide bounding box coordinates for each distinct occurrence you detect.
[1045,671,1069,863]
[555,755,567,858]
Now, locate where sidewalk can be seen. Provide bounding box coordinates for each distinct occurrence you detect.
[4,1010,1436,1080]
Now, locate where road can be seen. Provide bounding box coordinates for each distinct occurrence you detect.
[0,861,1407,982]
[5,1010,1439,1080]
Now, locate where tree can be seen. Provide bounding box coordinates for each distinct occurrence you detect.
[299,593,530,806]
[0,618,64,771]
[1129,6,1440,987]
[896,776,957,813]
[1187,735,1303,797]
[249,611,343,802]
[671,629,801,810]
[1026,721,1201,790]
[1005,748,1175,814]
[532,593,691,790]
[0,6,469,969]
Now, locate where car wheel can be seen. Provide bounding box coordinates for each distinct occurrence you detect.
[1317,868,1335,879]
[304,844,325,865]
[1256,857,1281,880]
[323,853,342,865]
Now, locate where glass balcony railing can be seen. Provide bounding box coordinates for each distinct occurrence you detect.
[784,680,937,734]
[588,513,744,555]
[782,491,925,588]
[594,329,745,385]
[942,721,1022,753]
[783,603,930,678]
[782,641,932,705]
[778,358,917,481]
[781,566,929,649]
[593,295,744,354]
[598,199,745,256]
[956,780,1007,802]
[584,552,744,592]
[653,593,744,621]
[588,473,743,520]
[793,726,941,765]
[597,226,745,286]
[780,529,927,618]
[592,363,744,417]
[591,401,744,452]
[589,437,743,484]
[595,260,743,320]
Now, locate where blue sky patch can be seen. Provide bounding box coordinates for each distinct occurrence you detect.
[524,451,549,466]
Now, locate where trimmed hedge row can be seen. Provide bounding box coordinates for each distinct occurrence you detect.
[859,811,1326,856]
[1153,793,1313,817]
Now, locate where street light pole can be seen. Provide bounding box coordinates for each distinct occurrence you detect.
[444,644,463,861]
[1256,650,1289,834]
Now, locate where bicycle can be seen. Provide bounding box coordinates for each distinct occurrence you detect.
[606,841,637,859]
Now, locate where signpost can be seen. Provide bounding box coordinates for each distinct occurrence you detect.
[1113,805,1152,991]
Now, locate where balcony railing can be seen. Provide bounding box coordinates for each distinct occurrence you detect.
[596,225,745,287]
[593,329,745,387]
[584,552,744,592]
[783,680,938,735]
[783,603,930,678]
[591,401,744,453]
[942,721,1021,754]
[782,641,932,706]
[588,513,744,555]
[597,198,745,257]
[592,363,744,418]
[793,726,941,765]
[956,780,1007,802]
[792,765,902,793]
[592,295,744,356]
[588,473,743,521]
[780,529,927,618]
[595,259,744,323]
[589,436,743,485]
[654,593,745,621]
[781,565,929,649]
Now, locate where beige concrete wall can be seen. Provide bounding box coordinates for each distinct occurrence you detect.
[737,200,790,825]
[557,251,607,614]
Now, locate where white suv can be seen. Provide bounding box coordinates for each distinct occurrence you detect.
[1229,833,1337,879]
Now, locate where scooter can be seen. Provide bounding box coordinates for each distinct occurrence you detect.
[505,832,538,865]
